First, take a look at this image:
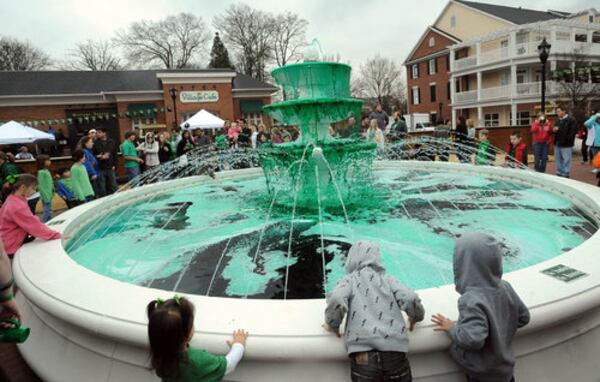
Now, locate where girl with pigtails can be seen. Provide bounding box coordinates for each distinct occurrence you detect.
[147,296,248,382]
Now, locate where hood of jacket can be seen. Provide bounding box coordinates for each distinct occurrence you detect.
[454,232,503,294]
[345,240,386,274]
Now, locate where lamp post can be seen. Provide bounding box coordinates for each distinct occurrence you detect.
[537,38,551,114]
[169,87,178,130]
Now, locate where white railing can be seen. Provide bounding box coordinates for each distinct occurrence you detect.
[453,40,600,71]
[454,56,477,71]
[454,90,478,103]
[516,82,541,96]
[480,85,510,100]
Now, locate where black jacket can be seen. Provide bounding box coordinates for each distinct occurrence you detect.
[554,115,578,147]
[93,138,118,170]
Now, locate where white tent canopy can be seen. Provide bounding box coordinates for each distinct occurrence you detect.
[0,120,55,145]
[180,109,225,130]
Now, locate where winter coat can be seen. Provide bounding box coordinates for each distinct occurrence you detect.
[325,241,425,354]
[448,233,530,382]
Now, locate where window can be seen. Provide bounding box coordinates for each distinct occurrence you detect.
[484,113,499,127]
[428,59,437,75]
[447,82,451,100]
[517,70,527,84]
[590,14,594,24]
[501,72,510,86]
[243,112,263,127]
[516,111,531,126]
[430,84,437,102]
[450,15,456,28]
[430,112,438,124]
[429,37,435,47]
[131,117,157,130]
[593,32,600,44]
[412,86,420,105]
[412,64,420,79]
[446,54,450,72]
[575,34,588,43]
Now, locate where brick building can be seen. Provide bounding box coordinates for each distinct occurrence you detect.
[0,69,277,155]
[404,26,460,123]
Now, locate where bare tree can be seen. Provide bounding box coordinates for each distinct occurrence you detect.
[115,13,210,69]
[272,12,308,67]
[214,4,275,81]
[551,49,600,124]
[66,39,122,70]
[0,37,51,71]
[359,55,402,104]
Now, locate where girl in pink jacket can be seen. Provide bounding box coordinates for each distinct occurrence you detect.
[0,174,61,257]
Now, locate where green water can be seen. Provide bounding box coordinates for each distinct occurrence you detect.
[66,169,597,299]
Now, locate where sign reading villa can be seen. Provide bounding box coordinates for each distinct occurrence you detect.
[180,91,219,103]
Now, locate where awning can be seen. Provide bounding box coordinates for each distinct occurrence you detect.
[240,100,264,113]
[0,121,56,144]
[180,109,225,130]
[128,103,157,118]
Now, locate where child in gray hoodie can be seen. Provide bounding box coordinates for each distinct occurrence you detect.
[431,232,530,382]
[324,240,425,381]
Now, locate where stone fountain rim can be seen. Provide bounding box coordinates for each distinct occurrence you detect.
[13,161,600,359]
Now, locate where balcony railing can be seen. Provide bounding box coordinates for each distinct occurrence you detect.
[516,82,541,96]
[453,38,600,71]
[454,56,477,71]
[454,90,478,103]
[481,85,510,100]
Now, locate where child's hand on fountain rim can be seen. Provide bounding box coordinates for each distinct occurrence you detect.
[431,313,454,332]
[227,329,249,347]
[322,323,341,337]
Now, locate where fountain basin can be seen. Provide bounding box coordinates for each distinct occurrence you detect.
[13,162,600,381]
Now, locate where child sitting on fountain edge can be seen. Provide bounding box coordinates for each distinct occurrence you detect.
[147,296,248,382]
[323,240,424,381]
[431,232,530,382]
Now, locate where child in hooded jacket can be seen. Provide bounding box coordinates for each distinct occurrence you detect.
[432,232,530,382]
[324,240,425,382]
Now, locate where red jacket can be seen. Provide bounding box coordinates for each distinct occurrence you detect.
[505,143,528,167]
[531,120,553,144]
[0,194,61,255]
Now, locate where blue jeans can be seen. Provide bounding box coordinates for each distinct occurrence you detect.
[467,376,514,382]
[350,351,412,382]
[533,142,549,173]
[41,201,52,223]
[125,166,141,182]
[97,168,117,196]
[554,145,572,177]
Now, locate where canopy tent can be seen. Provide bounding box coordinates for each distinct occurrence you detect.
[180,109,225,130]
[0,120,55,145]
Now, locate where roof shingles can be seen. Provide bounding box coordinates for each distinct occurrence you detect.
[0,69,276,97]
[455,0,564,25]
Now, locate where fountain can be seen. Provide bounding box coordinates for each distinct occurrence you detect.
[12,50,600,381]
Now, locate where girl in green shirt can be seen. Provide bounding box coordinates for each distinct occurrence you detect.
[147,296,248,382]
[70,150,95,202]
[36,155,54,222]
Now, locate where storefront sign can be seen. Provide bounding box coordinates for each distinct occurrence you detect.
[180,91,219,103]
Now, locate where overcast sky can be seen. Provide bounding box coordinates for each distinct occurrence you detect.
[0,0,597,69]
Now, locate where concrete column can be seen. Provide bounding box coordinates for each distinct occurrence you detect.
[511,103,518,126]
[477,106,484,127]
[449,49,455,72]
[452,108,457,130]
[509,31,517,58]
[510,64,517,98]
[450,75,456,104]
[477,72,482,101]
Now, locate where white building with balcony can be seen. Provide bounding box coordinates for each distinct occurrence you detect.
[449,18,600,128]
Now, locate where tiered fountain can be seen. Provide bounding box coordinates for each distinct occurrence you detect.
[12,48,600,381]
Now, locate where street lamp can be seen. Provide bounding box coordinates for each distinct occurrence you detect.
[537,38,551,114]
[169,87,178,129]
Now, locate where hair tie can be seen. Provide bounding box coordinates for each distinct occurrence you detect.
[6,175,18,184]
[155,298,165,306]
[173,295,181,305]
